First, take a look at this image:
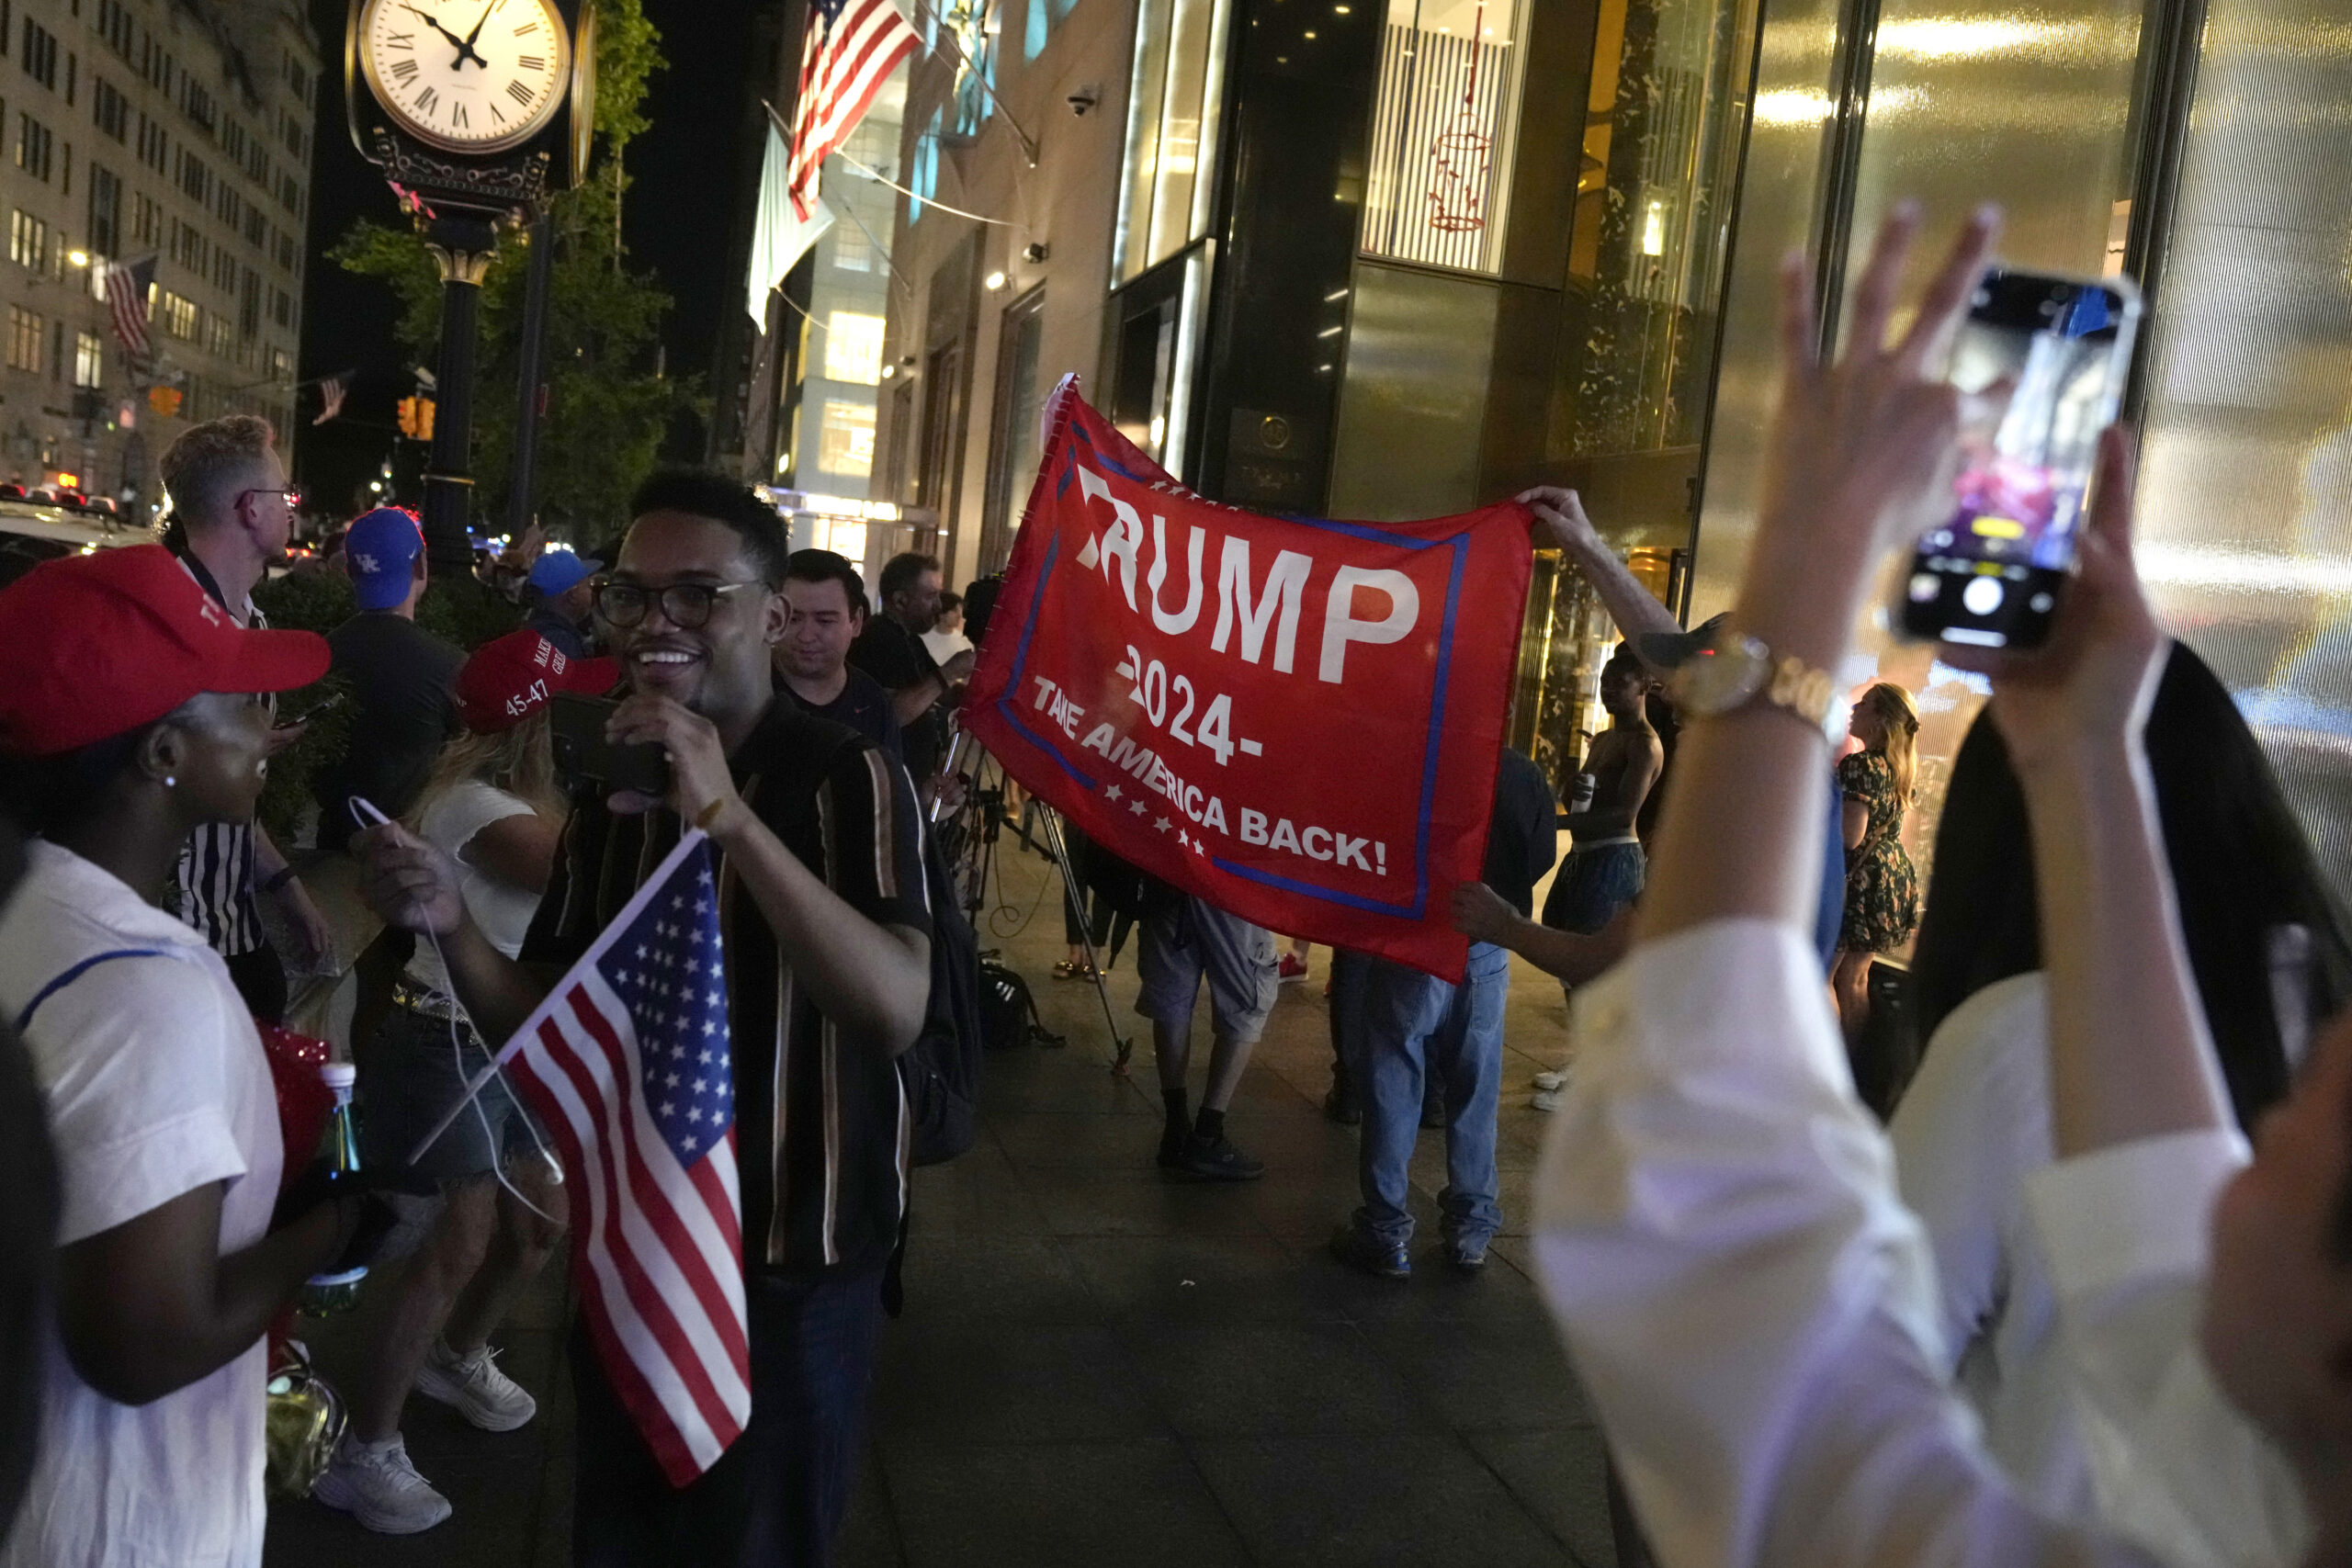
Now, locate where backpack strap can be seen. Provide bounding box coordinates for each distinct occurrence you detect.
[14,949,178,1035]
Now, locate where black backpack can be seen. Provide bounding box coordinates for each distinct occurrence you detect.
[977,958,1057,1052]
[900,830,984,1166]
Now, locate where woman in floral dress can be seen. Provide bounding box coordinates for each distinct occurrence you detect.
[1833,682,1920,1042]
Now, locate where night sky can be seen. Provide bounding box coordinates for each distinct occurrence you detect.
[295,0,760,519]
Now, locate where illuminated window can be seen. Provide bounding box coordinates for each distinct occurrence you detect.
[1113,0,1233,283]
[1360,0,1532,275]
[74,330,101,388]
[822,310,887,386]
[818,400,876,478]
[1024,0,1080,60]
[9,209,46,269]
[6,305,42,372]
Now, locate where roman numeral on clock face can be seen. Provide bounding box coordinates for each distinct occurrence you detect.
[518,53,546,70]
[390,56,418,82]
[514,18,539,33]
[506,79,533,105]
[416,85,439,113]
[452,102,469,128]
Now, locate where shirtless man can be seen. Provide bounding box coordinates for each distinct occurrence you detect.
[1541,646,1662,936]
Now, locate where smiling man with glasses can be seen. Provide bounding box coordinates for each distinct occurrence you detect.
[356,468,933,1566]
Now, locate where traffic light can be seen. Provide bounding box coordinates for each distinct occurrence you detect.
[396,396,437,440]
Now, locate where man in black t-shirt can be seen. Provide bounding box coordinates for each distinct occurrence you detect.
[313,507,464,852]
[849,551,973,791]
[775,549,904,764]
[356,471,932,1565]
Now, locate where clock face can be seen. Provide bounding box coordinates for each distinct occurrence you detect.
[359,0,571,155]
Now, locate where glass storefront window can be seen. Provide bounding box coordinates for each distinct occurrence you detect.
[818,400,877,478]
[1114,0,1234,284]
[1359,0,1532,275]
[789,68,905,502]
[1556,0,1753,462]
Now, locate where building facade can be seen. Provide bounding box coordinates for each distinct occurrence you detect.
[746,0,2351,908]
[0,0,315,507]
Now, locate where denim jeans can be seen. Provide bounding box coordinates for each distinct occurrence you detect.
[573,1260,888,1566]
[1348,942,1511,1248]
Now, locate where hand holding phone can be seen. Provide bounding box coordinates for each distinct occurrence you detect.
[549,693,671,798]
[1898,266,2141,650]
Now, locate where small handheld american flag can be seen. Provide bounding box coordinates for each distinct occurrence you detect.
[496,831,751,1484]
[787,0,920,220]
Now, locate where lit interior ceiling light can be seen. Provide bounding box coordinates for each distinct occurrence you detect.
[984,270,1008,290]
[1641,200,1667,257]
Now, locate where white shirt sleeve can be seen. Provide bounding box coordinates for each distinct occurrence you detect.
[30,952,250,1246]
[1531,919,2156,1568]
[1891,973,2052,1379]
[2028,1134,2310,1568]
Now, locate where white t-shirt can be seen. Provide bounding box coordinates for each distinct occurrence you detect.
[921,626,973,668]
[405,779,543,999]
[0,840,283,1568]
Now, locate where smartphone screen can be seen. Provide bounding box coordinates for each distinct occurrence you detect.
[1898,267,2141,649]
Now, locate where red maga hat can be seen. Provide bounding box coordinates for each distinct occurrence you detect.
[0,545,329,757]
[453,629,619,734]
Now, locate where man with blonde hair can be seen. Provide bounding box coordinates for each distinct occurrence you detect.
[157,413,331,1017]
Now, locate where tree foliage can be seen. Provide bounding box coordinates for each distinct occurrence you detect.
[330,0,700,540]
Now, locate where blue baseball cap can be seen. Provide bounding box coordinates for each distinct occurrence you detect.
[345,507,426,612]
[526,549,602,595]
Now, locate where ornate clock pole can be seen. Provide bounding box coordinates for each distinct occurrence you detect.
[345,0,596,572]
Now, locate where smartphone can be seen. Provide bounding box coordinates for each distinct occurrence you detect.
[1898,266,2142,649]
[549,693,670,797]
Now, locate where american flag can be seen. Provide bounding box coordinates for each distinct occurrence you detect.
[502,832,751,1485]
[103,255,156,357]
[311,372,349,426]
[787,0,919,220]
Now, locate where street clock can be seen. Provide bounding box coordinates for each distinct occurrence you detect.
[345,0,594,212]
[356,0,571,155]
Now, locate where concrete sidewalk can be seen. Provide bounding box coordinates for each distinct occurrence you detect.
[266,825,1615,1567]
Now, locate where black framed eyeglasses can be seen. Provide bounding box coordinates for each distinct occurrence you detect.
[233,486,302,512]
[593,579,768,630]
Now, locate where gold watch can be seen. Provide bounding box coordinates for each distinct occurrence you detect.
[1663,625,1843,744]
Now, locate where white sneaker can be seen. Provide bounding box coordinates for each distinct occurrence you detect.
[413,1338,538,1433]
[1531,1068,1569,1092]
[311,1434,453,1534]
[1531,1087,1565,1112]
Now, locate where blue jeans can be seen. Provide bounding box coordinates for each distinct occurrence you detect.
[1348,942,1511,1248]
[573,1260,888,1566]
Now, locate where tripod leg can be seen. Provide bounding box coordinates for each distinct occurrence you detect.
[1037,807,1133,1073]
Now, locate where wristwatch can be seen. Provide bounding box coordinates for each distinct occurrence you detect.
[1663,625,1844,744]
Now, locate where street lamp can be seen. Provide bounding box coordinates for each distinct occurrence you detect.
[67,249,88,267]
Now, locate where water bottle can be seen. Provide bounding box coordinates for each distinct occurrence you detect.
[298,1062,368,1315]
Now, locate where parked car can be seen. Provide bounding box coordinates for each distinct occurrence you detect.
[0,497,146,588]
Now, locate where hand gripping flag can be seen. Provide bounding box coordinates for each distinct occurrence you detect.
[963,379,1532,981]
[477,832,750,1484]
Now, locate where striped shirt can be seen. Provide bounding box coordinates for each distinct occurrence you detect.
[169,558,266,958]
[522,699,931,1275]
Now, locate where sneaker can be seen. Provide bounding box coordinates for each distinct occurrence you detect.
[1444,1235,1490,1272]
[1174,1133,1265,1181]
[1322,1085,1362,1125]
[414,1338,537,1433]
[311,1434,453,1535]
[1531,1068,1568,1092]
[1157,1122,1188,1168]
[1329,1224,1410,1280]
[1531,1087,1565,1112]
[1278,953,1309,984]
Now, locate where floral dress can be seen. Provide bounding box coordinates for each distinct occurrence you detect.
[1838,750,1919,954]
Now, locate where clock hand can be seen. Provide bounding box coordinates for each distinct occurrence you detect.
[456,0,493,68]
[401,3,478,67]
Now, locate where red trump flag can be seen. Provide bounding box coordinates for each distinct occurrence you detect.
[964,382,1532,981]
